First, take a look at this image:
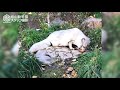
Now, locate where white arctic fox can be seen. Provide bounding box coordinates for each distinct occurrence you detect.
[29,28,90,53]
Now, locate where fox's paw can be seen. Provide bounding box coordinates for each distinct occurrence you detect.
[69,47,75,50]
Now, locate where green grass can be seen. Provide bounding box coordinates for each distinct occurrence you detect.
[102,48,120,78]
[72,48,102,78]
[0,12,102,78]
[101,14,120,78]
[18,23,77,78]
[17,22,101,78]
[104,16,120,50]
[83,29,101,51]
[17,49,42,78]
[1,22,19,48]
[94,12,101,18]
[0,21,19,78]
[19,23,75,50]
[41,68,64,78]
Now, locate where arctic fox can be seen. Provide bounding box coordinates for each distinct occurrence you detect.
[29,28,90,53]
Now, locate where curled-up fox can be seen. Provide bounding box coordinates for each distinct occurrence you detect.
[29,28,90,53]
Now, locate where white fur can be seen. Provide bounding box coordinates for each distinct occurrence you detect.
[29,28,90,53]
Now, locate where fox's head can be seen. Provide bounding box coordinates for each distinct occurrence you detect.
[75,37,90,53]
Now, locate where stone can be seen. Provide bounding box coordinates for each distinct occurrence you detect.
[35,46,82,65]
[50,17,66,26]
[81,16,102,30]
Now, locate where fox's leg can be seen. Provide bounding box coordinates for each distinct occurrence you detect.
[68,40,74,50]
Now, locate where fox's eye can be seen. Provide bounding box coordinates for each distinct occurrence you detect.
[33,51,37,54]
[72,44,77,48]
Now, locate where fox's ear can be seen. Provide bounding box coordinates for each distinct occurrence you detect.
[81,38,85,43]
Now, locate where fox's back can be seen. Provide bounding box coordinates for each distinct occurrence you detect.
[47,28,81,40]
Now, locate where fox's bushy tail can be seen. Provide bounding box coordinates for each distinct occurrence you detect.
[29,39,51,53]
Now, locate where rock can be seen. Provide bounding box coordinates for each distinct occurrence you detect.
[58,61,65,66]
[35,49,57,65]
[81,16,102,30]
[35,46,81,65]
[50,17,66,26]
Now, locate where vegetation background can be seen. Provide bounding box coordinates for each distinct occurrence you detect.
[0,12,119,78]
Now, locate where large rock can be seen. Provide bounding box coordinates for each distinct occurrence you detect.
[50,17,66,26]
[80,16,102,30]
[35,46,82,65]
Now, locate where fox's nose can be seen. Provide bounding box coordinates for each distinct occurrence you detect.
[79,47,86,53]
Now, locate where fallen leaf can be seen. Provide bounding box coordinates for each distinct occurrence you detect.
[71,70,78,78]
[62,74,67,78]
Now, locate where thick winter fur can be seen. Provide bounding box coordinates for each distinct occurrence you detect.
[29,28,90,53]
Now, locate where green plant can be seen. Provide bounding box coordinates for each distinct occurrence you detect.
[83,29,101,51]
[0,21,19,78]
[101,15,120,78]
[72,48,102,78]
[102,47,120,78]
[104,16,120,50]
[1,22,19,48]
[17,49,42,78]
